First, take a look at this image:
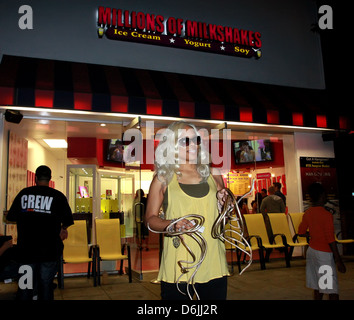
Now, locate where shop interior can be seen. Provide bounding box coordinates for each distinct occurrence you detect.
[1,108,304,280]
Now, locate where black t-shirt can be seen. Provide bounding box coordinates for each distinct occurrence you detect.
[7,186,74,263]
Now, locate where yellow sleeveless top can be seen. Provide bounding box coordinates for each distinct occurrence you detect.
[157,174,230,283]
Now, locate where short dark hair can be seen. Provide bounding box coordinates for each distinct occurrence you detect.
[35,165,51,181]
[274,182,282,189]
[308,182,325,203]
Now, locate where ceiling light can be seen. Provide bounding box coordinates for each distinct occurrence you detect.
[100,123,106,127]
[43,139,68,148]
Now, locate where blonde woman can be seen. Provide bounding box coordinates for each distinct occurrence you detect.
[145,121,230,300]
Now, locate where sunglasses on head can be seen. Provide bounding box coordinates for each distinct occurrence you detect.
[178,136,202,147]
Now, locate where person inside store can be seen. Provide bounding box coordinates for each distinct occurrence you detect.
[260,186,285,241]
[273,182,286,206]
[260,186,285,214]
[108,139,124,162]
[145,121,230,300]
[237,197,249,215]
[298,182,346,300]
[7,165,74,300]
[251,200,257,213]
[134,189,149,251]
[239,141,255,163]
[260,188,267,199]
[252,192,263,213]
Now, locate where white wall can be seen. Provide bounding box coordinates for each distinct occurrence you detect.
[283,134,302,214]
[0,127,69,232]
[27,139,67,194]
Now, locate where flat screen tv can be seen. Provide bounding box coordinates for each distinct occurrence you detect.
[107,139,125,163]
[233,139,273,164]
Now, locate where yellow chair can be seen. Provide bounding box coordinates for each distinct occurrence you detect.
[95,218,132,284]
[59,220,97,288]
[268,213,308,258]
[288,212,309,245]
[244,214,290,268]
[225,218,266,271]
[335,232,354,244]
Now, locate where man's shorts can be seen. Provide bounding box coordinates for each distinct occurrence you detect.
[306,246,338,294]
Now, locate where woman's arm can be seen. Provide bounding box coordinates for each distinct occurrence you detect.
[212,173,225,191]
[212,170,230,207]
[145,175,169,232]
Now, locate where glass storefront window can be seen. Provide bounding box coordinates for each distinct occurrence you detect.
[0,114,307,280]
[66,164,97,244]
[98,169,135,238]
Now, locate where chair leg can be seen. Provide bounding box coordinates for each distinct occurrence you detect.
[92,247,97,287]
[58,256,64,289]
[289,246,295,260]
[119,260,124,275]
[284,246,291,268]
[265,248,272,262]
[127,245,132,283]
[88,246,93,279]
[96,247,101,286]
[259,247,266,270]
[230,248,234,273]
[236,249,242,273]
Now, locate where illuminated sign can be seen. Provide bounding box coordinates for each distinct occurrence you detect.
[97,7,262,59]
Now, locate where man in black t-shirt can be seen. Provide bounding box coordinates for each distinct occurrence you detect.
[273,182,286,206]
[7,165,73,300]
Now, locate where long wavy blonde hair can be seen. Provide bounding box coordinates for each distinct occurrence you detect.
[154,121,210,185]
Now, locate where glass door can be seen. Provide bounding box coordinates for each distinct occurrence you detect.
[98,169,136,237]
[97,166,143,279]
[66,164,98,244]
[123,164,143,280]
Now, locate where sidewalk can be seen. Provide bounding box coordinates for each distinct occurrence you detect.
[1,257,353,300]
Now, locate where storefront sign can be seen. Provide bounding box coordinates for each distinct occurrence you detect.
[300,157,338,202]
[97,7,262,59]
[256,172,271,179]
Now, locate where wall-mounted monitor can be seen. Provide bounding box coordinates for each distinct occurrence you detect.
[233,139,273,164]
[106,139,125,163]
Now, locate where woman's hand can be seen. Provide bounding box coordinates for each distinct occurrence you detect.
[173,218,194,232]
[216,188,230,207]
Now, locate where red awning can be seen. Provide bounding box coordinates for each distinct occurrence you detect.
[0,55,350,130]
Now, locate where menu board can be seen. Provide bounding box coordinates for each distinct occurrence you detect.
[227,172,251,196]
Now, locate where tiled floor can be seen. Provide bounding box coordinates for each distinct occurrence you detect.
[1,256,353,300]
